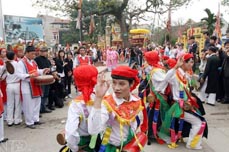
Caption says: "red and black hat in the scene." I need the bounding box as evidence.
[111,66,139,91]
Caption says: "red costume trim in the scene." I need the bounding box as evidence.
[103,95,143,125]
[22,58,42,98]
[78,56,89,65]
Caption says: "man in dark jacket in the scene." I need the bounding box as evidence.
[203,32,210,50]
[188,36,198,72]
[34,47,52,113]
[201,46,220,106]
[221,40,229,104]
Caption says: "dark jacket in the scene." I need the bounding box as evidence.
[54,58,64,74]
[64,58,73,76]
[34,56,51,69]
[189,43,197,54]
[222,56,229,78]
[203,54,220,93]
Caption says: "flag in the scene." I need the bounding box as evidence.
[166,3,171,33]
[111,26,116,35]
[76,0,82,29]
[214,2,221,38]
[178,26,182,38]
[188,26,194,37]
[89,15,95,35]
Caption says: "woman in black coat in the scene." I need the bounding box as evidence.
[54,50,68,99]
[64,52,73,98]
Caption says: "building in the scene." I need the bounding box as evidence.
[38,15,70,47]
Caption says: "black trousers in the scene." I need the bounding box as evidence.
[223,78,229,102]
[64,76,72,95]
[216,75,225,100]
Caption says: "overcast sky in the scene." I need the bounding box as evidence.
[1,0,228,25]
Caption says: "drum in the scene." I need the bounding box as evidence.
[56,130,66,145]
[6,61,14,74]
[122,132,147,152]
[34,75,55,85]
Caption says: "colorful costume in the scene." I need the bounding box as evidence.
[0,45,7,120]
[159,53,207,150]
[0,53,8,142]
[64,65,100,152]
[88,66,147,152]
[18,46,44,127]
[143,51,170,144]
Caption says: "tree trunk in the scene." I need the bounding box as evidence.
[117,14,130,48]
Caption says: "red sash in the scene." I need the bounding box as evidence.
[22,58,42,98]
[0,95,3,115]
[78,56,89,65]
[0,59,7,103]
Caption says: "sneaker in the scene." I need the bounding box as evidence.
[186,145,202,150]
[7,123,13,127]
[0,138,8,143]
[68,94,72,98]
[14,122,21,126]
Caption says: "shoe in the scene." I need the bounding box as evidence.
[14,123,21,126]
[221,101,229,104]
[48,106,55,110]
[65,96,69,99]
[7,123,13,127]
[0,138,8,143]
[206,103,215,106]
[68,94,72,98]
[40,109,52,113]
[39,114,42,118]
[26,125,36,129]
[34,121,44,125]
[186,145,202,150]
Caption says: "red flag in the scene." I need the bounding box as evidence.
[89,15,95,35]
[188,26,194,37]
[214,2,221,38]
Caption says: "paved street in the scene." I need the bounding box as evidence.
[1,66,229,152]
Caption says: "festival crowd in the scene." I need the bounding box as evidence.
[0,34,228,152]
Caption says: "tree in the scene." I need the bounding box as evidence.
[222,0,229,7]
[33,0,192,47]
[201,8,217,35]
[201,8,224,36]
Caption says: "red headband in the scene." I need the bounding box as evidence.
[73,65,98,102]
